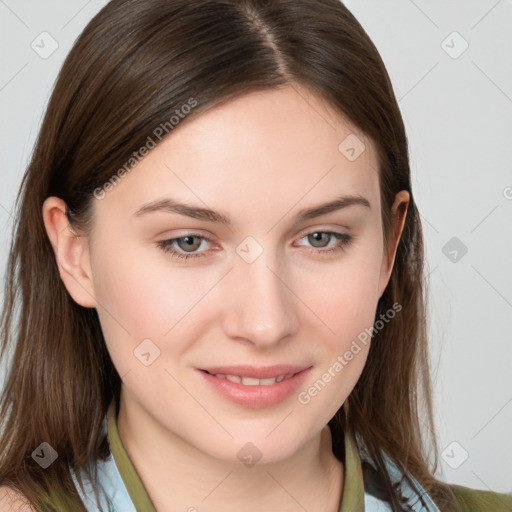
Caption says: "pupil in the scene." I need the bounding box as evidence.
[180,236,199,252]
[310,232,328,247]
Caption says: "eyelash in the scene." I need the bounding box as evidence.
[157,230,353,261]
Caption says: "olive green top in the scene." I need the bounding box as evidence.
[106,401,157,510]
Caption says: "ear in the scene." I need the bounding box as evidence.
[42,196,97,308]
[377,190,410,298]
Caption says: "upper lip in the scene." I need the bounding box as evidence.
[199,365,311,379]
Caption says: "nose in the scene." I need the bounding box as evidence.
[221,244,299,350]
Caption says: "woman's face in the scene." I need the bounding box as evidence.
[79,85,407,463]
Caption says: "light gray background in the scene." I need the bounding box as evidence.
[1,0,511,494]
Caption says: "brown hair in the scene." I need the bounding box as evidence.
[0,0,458,510]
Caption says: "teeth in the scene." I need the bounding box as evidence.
[241,377,261,386]
[212,373,295,385]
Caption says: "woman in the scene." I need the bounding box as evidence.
[0,0,511,510]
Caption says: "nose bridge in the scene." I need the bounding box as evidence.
[223,238,297,347]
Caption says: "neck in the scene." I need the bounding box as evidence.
[116,390,344,512]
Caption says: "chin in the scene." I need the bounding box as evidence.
[196,429,310,467]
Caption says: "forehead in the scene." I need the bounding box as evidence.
[95,85,380,223]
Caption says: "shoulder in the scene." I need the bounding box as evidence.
[449,483,512,512]
[0,486,37,512]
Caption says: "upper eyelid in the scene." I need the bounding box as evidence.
[295,225,349,238]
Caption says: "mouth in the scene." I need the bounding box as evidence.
[197,365,312,408]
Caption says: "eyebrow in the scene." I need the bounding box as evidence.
[133,194,371,226]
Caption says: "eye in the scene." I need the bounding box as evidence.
[157,234,211,261]
[157,230,353,261]
[295,230,353,255]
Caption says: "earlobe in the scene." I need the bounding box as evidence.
[377,191,410,298]
[42,197,97,308]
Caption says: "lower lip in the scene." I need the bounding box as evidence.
[197,368,312,408]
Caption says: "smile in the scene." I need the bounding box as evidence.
[204,371,297,386]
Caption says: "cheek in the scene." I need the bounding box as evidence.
[89,239,172,367]
[294,242,384,339]
[89,238,219,371]
[294,263,379,425]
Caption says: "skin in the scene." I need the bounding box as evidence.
[42,84,409,512]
